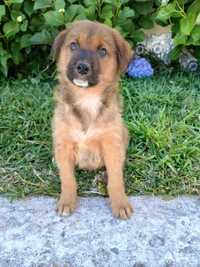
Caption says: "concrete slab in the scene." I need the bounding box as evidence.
[0,196,200,267]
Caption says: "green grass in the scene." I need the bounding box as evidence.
[1,72,200,198]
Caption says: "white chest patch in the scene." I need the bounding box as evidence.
[76,94,102,118]
[70,127,104,143]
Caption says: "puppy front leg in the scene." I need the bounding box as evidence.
[101,135,133,219]
[54,140,77,216]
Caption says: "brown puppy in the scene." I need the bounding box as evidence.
[52,20,133,219]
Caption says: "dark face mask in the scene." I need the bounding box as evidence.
[67,49,100,88]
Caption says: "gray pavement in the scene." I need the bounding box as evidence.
[0,196,200,267]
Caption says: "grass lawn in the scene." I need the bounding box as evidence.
[1,72,200,198]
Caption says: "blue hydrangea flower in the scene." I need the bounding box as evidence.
[127,56,154,78]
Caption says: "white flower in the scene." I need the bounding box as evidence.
[161,0,169,5]
[58,8,65,13]
[17,16,23,22]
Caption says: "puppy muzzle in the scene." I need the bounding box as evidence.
[67,49,100,88]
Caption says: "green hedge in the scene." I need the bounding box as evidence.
[157,0,200,61]
[0,0,199,76]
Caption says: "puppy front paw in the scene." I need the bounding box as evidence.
[111,197,133,219]
[56,193,77,216]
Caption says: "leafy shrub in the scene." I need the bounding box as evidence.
[0,0,199,76]
[0,0,160,76]
[156,0,200,60]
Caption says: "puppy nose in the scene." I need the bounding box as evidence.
[76,62,90,75]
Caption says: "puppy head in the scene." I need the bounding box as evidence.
[52,20,132,89]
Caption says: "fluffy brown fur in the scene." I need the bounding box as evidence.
[52,20,133,219]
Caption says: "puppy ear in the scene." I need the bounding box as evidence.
[51,29,68,61]
[112,29,133,73]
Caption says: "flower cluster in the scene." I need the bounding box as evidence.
[127,57,154,78]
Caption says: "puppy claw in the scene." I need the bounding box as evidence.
[111,199,133,220]
[57,205,72,216]
[57,203,75,216]
[56,195,76,216]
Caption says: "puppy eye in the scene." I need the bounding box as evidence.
[98,47,107,57]
[70,42,79,51]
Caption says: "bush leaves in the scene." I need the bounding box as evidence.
[0,5,5,21]
[3,21,20,38]
[44,10,64,26]
[33,0,53,10]
[0,0,200,76]
[31,30,53,45]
